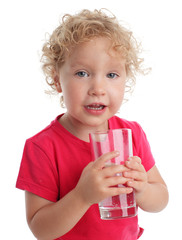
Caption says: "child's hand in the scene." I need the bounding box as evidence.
[75,151,133,206]
[123,156,148,194]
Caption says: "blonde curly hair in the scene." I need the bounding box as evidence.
[41,9,146,104]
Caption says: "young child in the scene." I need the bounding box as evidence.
[16,9,169,240]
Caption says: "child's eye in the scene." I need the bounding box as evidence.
[76,71,89,77]
[107,73,118,79]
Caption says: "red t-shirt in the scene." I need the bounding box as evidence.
[16,115,155,240]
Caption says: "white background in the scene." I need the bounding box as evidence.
[0,0,181,239]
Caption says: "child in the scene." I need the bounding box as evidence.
[16,9,169,240]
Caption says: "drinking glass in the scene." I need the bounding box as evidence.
[89,129,137,220]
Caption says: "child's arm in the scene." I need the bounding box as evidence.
[124,157,169,212]
[25,188,89,240]
[25,151,132,240]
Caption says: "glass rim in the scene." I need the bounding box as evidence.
[89,128,132,135]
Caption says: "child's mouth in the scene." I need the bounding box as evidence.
[84,103,107,115]
[86,104,105,110]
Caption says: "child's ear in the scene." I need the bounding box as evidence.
[54,75,62,93]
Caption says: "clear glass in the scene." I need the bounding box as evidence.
[89,129,137,220]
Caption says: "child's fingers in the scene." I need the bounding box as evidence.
[125,156,145,172]
[130,156,142,164]
[93,151,120,170]
[123,170,146,181]
[102,164,129,177]
[126,179,144,192]
[109,186,133,195]
[104,175,130,187]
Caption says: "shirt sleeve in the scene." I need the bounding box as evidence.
[132,122,155,172]
[16,139,59,202]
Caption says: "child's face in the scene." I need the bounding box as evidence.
[56,37,126,132]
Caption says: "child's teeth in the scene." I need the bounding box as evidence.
[87,105,104,110]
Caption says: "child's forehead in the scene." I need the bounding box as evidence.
[66,37,125,61]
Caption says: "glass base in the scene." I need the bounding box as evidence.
[99,206,137,220]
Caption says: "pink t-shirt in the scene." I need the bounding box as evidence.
[16,115,155,240]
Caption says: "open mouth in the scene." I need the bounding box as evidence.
[85,104,106,111]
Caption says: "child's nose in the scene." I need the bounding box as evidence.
[88,77,106,96]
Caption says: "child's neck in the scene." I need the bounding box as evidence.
[59,113,109,142]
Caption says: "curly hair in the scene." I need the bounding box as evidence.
[41,9,146,103]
